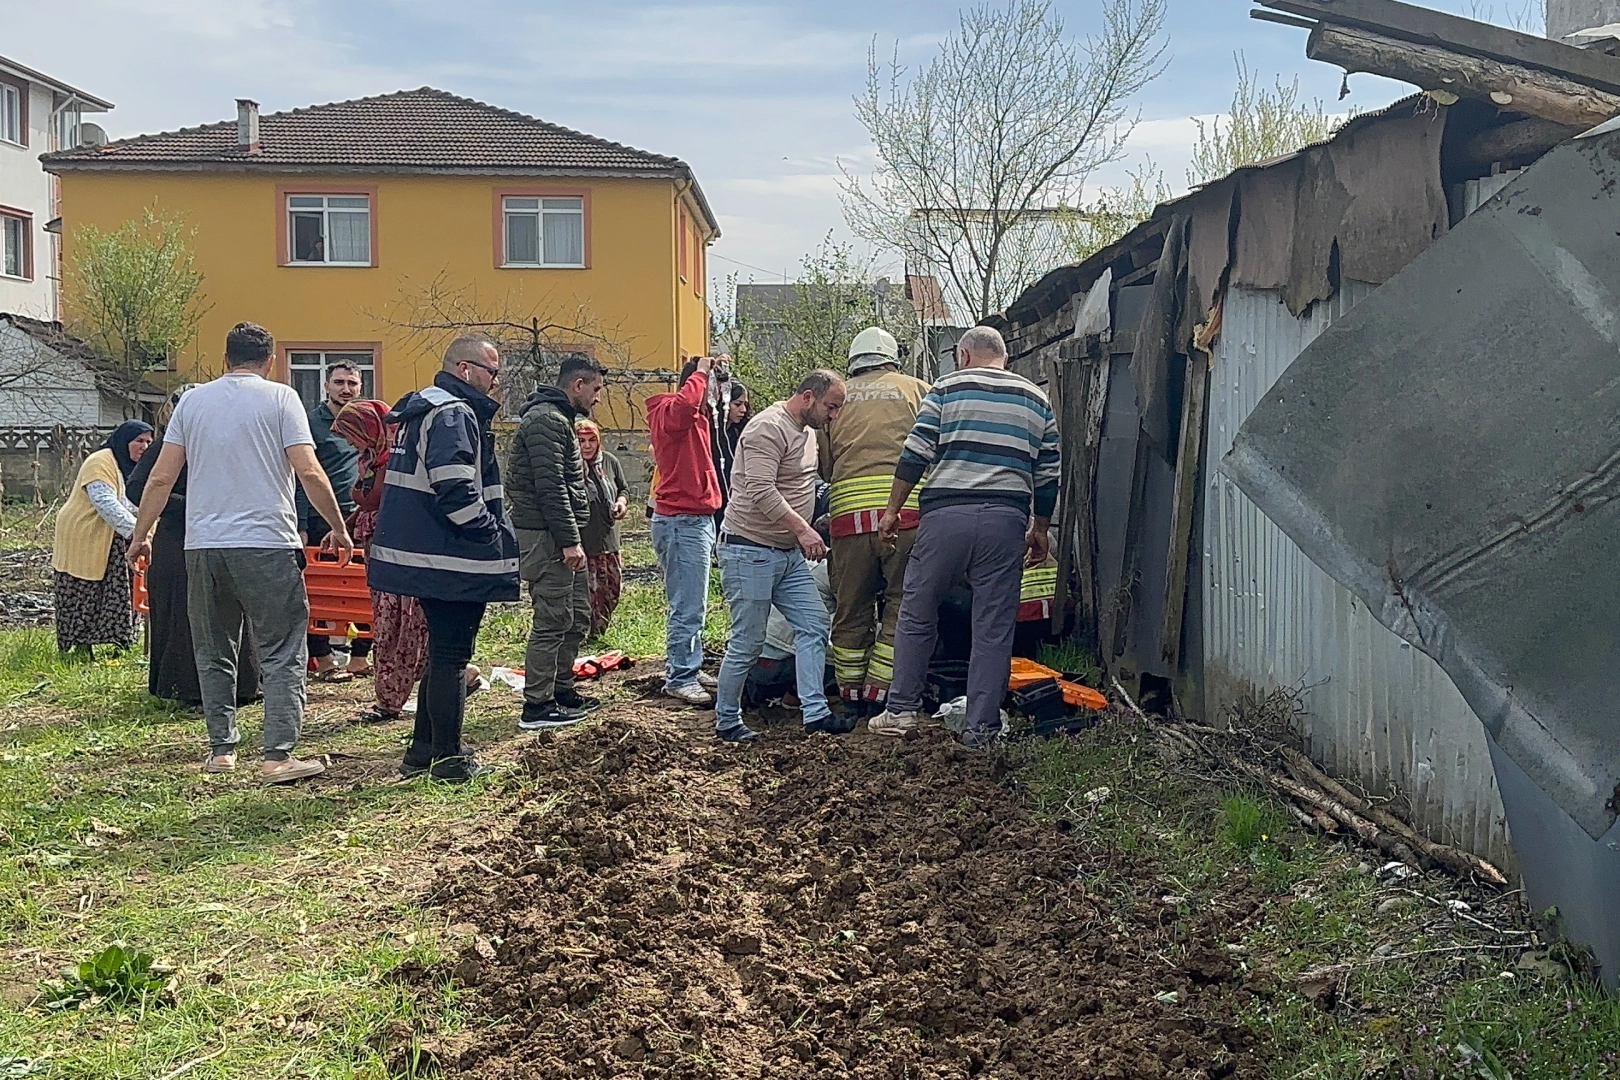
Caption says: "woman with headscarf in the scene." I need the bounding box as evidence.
[333,400,484,722]
[128,386,261,705]
[575,418,629,638]
[51,420,152,654]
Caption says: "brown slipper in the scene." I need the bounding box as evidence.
[312,668,354,684]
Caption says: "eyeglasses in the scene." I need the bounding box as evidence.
[461,358,500,379]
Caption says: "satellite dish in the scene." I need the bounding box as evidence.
[78,123,107,148]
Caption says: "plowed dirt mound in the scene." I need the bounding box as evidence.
[437,705,1262,1079]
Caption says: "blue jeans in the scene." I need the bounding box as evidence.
[652,513,715,690]
[716,543,831,731]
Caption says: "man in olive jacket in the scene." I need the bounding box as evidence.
[506,355,607,729]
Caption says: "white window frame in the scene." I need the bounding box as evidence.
[287,350,376,409]
[286,194,372,266]
[0,85,20,147]
[56,104,79,151]
[501,195,586,268]
[1,214,27,280]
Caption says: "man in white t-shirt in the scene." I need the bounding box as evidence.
[128,322,354,783]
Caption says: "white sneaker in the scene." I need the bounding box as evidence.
[869,710,922,737]
[663,683,714,706]
[696,671,718,690]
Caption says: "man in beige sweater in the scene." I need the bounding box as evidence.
[713,369,847,741]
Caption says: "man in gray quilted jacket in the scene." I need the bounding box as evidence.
[505,354,607,729]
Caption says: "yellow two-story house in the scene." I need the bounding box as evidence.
[43,88,718,428]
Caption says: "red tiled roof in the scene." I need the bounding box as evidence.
[43,87,717,232]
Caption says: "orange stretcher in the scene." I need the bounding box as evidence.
[133,547,375,640]
[1009,657,1108,711]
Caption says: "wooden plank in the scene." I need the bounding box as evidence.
[1073,340,1111,644]
[1261,0,1620,97]
[1159,351,1211,669]
[1461,116,1581,169]
[1049,358,1071,636]
[1309,24,1620,129]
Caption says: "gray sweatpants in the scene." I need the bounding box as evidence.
[886,503,1028,735]
[517,527,590,706]
[186,547,310,759]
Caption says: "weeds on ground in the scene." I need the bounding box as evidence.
[1035,637,1102,686]
[0,625,499,1078]
[0,500,57,552]
[1016,721,1620,1079]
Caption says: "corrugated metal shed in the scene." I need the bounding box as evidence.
[1202,284,1514,870]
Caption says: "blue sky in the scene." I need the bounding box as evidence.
[10,0,1541,288]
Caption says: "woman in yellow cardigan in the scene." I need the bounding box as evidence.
[51,421,153,654]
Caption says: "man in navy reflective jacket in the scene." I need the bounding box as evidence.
[369,336,520,781]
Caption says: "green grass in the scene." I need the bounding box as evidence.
[1017,725,1620,1079]
[1036,637,1102,686]
[0,627,520,1079]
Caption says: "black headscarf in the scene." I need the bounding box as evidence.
[104,420,154,481]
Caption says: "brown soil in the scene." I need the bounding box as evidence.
[0,546,53,628]
[435,698,1267,1080]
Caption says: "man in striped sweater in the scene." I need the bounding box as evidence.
[872,325,1061,748]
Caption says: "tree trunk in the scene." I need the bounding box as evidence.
[1309,22,1620,128]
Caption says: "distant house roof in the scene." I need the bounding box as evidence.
[41,87,718,236]
[906,274,953,325]
[1,313,167,403]
[0,55,113,111]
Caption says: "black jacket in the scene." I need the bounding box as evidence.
[366,371,520,604]
[504,385,589,547]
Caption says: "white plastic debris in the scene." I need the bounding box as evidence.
[1152,990,1180,1004]
[931,696,1009,735]
[491,666,526,691]
[1448,899,1473,914]
[1375,861,1415,880]
[1084,785,1112,807]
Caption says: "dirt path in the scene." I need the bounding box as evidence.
[433,687,1262,1080]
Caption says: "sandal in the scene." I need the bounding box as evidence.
[312,668,354,683]
[355,706,402,724]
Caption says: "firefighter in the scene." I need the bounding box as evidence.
[822,327,930,714]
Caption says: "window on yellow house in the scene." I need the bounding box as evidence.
[503,196,584,268]
[288,349,374,408]
[288,194,371,265]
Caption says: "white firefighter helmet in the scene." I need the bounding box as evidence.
[847,326,899,375]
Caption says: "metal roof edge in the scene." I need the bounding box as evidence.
[0,55,113,111]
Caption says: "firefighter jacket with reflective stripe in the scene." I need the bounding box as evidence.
[823,367,930,538]
[1018,561,1059,623]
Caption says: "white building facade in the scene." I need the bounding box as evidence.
[0,56,111,321]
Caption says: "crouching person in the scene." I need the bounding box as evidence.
[368,336,520,782]
[712,370,848,742]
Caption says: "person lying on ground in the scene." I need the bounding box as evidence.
[366,336,519,783]
[873,325,1060,750]
[506,354,608,731]
[712,369,848,742]
[127,321,354,784]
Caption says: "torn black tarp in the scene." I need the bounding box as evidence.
[1222,128,1620,841]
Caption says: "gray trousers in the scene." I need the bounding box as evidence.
[887,503,1028,734]
[186,548,309,758]
[518,528,590,705]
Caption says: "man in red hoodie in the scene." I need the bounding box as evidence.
[646,354,726,705]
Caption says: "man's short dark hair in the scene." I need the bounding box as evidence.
[796,369,843,398]
[678,358,700,387]
[325,360,361,378]
[443,335,496,368]
[224,322,274,367]
[556,354,608,387]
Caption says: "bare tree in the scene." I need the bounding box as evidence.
[65,204,209,419]
[371,272,650,424]
[1188,56,1332,186]
[841,0,1167,322]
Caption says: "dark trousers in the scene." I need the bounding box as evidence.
[411,598,486,761]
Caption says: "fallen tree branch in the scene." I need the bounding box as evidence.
[1275,746,1508,886]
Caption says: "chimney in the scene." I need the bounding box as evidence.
[236,98,260,153]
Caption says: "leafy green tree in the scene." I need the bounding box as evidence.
[1188,56,1331,187]
[1058,163,1172,264]
[66,205,208,417]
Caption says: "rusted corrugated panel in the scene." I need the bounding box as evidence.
[1202,283,1513,870]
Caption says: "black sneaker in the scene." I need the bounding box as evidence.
[518,701,588,731]
[554,687,602,712]
[803,714,858,736]
[715,723,761,743]
[401,744,470,777]
[428,755,486,783]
